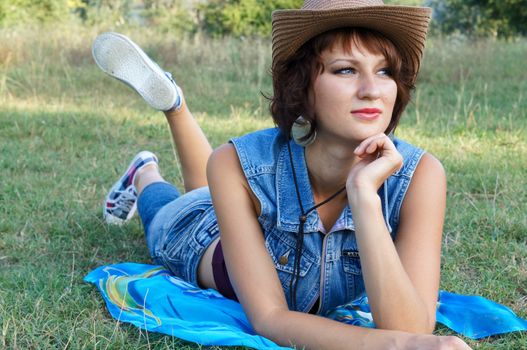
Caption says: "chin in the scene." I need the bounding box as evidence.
[349,128,386,142]
[320,124,388,145]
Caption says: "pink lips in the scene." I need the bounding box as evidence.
[350,108,382,120]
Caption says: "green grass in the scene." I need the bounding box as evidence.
[0,24,526,349]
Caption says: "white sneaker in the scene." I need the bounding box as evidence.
[103,151,158,225]
[92,32,182,111]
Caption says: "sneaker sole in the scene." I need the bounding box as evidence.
[92,32,177,111]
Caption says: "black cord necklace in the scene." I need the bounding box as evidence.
[286,140,346,310]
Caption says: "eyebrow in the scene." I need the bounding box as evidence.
[327,58,359,65]
[327,57,388,66]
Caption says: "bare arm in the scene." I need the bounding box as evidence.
[207,143,468,350]
[347,134,445,333]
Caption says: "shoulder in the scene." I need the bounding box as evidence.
[207,144,262,214]
[383,137,446,237]
[207,144,252,204]
[207,143,241,178]
[401,151,446,214]
[415,153,445,180]
[394,133,446,201]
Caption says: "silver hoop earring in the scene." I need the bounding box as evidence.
[291,116,316,147]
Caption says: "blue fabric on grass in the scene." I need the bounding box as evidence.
[84,263,289,349]
[436,290,527,339]
[85,263,527,349]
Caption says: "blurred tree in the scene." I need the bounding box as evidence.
[0,0,81,25]
[197,0,303,37]
[75,0,132,25]
[2,0,524,40]
[142,0,197,34]
[426,0,527,38]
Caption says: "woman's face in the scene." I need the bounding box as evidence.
[311,40,397,144]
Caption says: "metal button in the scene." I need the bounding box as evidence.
[279,255,289,265]
[342,250,360,258]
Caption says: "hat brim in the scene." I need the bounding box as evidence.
[272,6,432,82]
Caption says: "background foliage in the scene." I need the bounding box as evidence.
[0,0,77,26]
[197,0,303,37]
[426,0,527,38]
[0,0,526,38]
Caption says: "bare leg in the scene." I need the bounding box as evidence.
[134,163,165,194]
[198,237,220,290]
[163,94,219,289]
[162,92,219,287]
[164,90,213,193]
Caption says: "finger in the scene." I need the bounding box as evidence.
[366,138,383,154]
[354,133,386,155]
[368,135,397,156]
[364,134,390,154]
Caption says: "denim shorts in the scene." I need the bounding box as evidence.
[137,182,220,286]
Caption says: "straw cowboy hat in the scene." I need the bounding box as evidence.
[272,0,432,82]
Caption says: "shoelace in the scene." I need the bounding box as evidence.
[111,186,137,216]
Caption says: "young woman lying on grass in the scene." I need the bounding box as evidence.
[93,0,472,348]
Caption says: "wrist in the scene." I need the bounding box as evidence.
[347,186,381,209]
[363,329,412,350]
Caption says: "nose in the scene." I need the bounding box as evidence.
[357,73,381,100]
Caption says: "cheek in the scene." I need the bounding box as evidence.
[313,78,330,102]
[384,81,398,110]
[313,78,346,112]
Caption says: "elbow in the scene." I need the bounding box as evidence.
[407,300,438,334]
[252,314,268,336]
[252,306,287,340]
[253,320,270,338]
[423,313,437,334]
[404,313,436,335]
[410,312,437,334]
[418,305,437,334]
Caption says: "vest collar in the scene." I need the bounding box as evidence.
[275,140,356,233]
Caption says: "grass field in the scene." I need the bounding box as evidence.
[0,24,526,349]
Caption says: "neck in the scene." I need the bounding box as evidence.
[304,136,360,199]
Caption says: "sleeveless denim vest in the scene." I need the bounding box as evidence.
[229,127,425,315]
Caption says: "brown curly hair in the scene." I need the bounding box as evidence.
[270,27,415,143]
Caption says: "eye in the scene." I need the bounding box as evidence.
[333,67,356,75]
[378,67,393,77]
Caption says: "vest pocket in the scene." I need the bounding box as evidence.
[342,250,362,275]
[342,249,366,299]
[265,231,316,279]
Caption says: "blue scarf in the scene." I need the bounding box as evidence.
[85,263,527,349]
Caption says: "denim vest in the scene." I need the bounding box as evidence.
[229,128,425,315]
